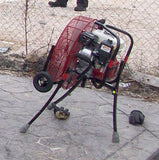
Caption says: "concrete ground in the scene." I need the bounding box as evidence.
[0,74,158,160]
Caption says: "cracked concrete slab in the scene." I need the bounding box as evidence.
[0,74,158,160]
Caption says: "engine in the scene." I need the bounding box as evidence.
[75,29,124,82]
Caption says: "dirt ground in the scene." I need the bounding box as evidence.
[119,81,159,103]
[84,78,159,104]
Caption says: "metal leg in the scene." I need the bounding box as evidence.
[47,78,83,110]
[20,81,63,133]
[20,62,91,133]
[48,63,92,110]
[111,61,125,143]
[112,90,120,143]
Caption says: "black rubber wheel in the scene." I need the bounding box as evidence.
[33,71,53,92]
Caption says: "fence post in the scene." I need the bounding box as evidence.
[24,0,29,55]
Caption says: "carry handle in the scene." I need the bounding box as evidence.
[106,25,134,65]
[94,21,134,65]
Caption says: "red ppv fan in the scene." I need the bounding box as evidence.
[20,16,133,143]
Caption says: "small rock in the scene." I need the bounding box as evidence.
[0,47,10,53]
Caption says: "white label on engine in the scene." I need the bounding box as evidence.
[101,44,111,52]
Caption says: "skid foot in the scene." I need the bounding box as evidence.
[112,131,120,143]
[20,124,30,133]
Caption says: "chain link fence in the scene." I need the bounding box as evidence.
[0,0,159,76]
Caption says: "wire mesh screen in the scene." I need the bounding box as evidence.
[0,0,159,76]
